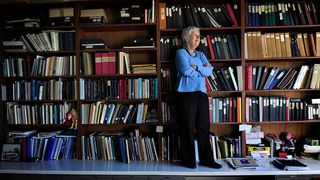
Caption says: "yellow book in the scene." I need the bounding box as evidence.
[142,104,149,123]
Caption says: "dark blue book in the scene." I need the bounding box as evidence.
[119,136,128,163]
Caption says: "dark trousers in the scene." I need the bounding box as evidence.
[176,91,213,165]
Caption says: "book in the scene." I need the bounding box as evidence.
[225,157,258,169]
[272,158,308,171]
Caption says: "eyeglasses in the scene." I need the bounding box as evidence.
[192,34,200,39]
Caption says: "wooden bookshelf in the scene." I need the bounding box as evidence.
[0,0,319,162]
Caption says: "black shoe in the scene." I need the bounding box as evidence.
[199,161,222,169]
[181,161,197,169]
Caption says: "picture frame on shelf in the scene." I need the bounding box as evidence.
[1,144,21,161]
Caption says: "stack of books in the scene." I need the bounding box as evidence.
[120,5,144,24]
[80,9,108,25]
[131,64,156,74]
[49,7,74,26]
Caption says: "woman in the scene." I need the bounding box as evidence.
[175,26,221,169]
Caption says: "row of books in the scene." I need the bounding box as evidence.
[81,130,158,162]
[160,36,182,61]
[245,96,320,122]
[81,102,157,125]
[160,34,241,61]
[8,130,77,161]
[2,57,27,77]
[200,34,241,60]
[161,133,180,161]
[20,31,75,52]
[245,32,320,59]
[79,78,158,100]
[120,1,155,24]
[161,134,243,161]
[246,64,320,90]
[161,101,175,124]
[1,79,77,101]
[159,3,239,29]
[210,135,242,159]
[161,66,176,92]
[207,66,243,91]
[31,56,76,77]
[247,1,319,26]
[6,102,74,125]
[208,97,242,123]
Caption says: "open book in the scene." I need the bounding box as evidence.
[272,158,308,171]
[225,158,259,169]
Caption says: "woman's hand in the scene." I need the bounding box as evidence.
[203,63,212,67]
[190,65,198,70]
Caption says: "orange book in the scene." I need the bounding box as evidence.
[237,97,242,123]
[270,33,277,58]
[159,3,166,29]
[275,33,282,57]
[279,33,287,58]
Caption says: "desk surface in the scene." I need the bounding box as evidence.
[0,158,320,176]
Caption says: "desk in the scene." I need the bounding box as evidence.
[0,158,320,179]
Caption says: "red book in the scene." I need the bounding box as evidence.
[205,77,212,91]
[229,97,232,122]
[226,4,239,26]
[245,65,252,90]
[206,35,215,60]
[108,51,116,75]
[101,52,109,75]
[303,1,313,25]
[95,52,102,75]
[119,79,127,99]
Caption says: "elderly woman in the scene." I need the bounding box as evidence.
[175,26,221,169]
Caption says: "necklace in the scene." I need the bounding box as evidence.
[185,48,197,58]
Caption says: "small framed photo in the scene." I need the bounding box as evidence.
[1,144,21,161]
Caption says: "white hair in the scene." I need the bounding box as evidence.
[181,26,200,48]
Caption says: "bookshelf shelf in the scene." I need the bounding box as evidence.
[209,58,242,62]
[80,48,157,53]
[245,57,320,62]
[245,120,320,124]
[80,98,158,103]
[245,89,320,93]
[79,73,157,78]
[244,25,320,31]
[79,23,156,32]
[3,76,77,80]
[3,100,78,103]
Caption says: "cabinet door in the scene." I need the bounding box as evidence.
[114,175,148,180]
[149,176,184,180]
